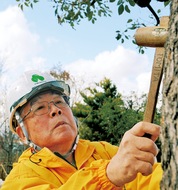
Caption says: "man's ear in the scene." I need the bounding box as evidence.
[16,126,27,143]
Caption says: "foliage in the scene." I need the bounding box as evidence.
[0,87,26,178]
[16,0,112,28]
[15,0,171,47]
[72,78,155,145]
[50,66,85,106]
[50,67,71,81]
[0,119,26,178]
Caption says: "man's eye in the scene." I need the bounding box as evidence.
[34,105,45,111]
[54,99,67,107]
[55,100,63,105]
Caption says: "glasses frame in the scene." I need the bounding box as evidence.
[20,96,69,122]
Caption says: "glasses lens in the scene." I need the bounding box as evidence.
[32,101,49,116]
[53,98,68,109]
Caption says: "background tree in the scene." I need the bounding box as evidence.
[0,119,26,178]
[73,78,127,144]
[50,65,85,106]
[0,60,26,178]
[72,78,161,145]
[160,0,178,189]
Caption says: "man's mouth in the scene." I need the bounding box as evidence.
[55,121,67,128]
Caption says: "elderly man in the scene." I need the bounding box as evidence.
[1,70,162,190]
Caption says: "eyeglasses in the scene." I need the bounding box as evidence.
[21,98,69,121]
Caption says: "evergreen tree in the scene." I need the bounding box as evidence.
[72,78,147,145]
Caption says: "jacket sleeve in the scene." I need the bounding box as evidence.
[59,159,121,190]
[125,163,163,190]
[93,141,163,190]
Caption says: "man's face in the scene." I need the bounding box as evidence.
[19,92,78,154]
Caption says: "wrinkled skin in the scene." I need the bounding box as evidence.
[106,121,160,187]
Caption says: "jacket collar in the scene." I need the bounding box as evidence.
[18,139,95,169]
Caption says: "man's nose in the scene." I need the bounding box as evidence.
[49,101,62,117]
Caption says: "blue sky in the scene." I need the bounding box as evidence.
[0,0,170,97]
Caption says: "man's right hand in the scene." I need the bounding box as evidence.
[106,121,160,187]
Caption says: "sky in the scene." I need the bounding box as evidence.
[0,0,170,98]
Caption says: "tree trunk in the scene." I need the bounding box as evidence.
[161,0,178,189]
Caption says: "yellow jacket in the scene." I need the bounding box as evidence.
[1,139,162,190]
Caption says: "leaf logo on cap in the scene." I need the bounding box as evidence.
[31,74,45,82]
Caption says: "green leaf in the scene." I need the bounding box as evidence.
[128,24,137,30]
[157,9,161,14]
[125,5,130,13]
[118,4,124,15]
[138,46,145,54]
[20,4,23,11]
[109,0,116,2]
[132,40,136,44]
[116,33,122,40]
[88,11,93,21]
[117,0,123,6]
[70,22,74,28]
[55,8,58,16]
[30,3,33,9]
[125,35,129,39]
[127,19,132,23]
[164,1,170,6]
[98,10,102,17]
[128,0,135,6]
[24,2,29,7]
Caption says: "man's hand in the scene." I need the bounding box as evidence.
[106,121,160,187]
